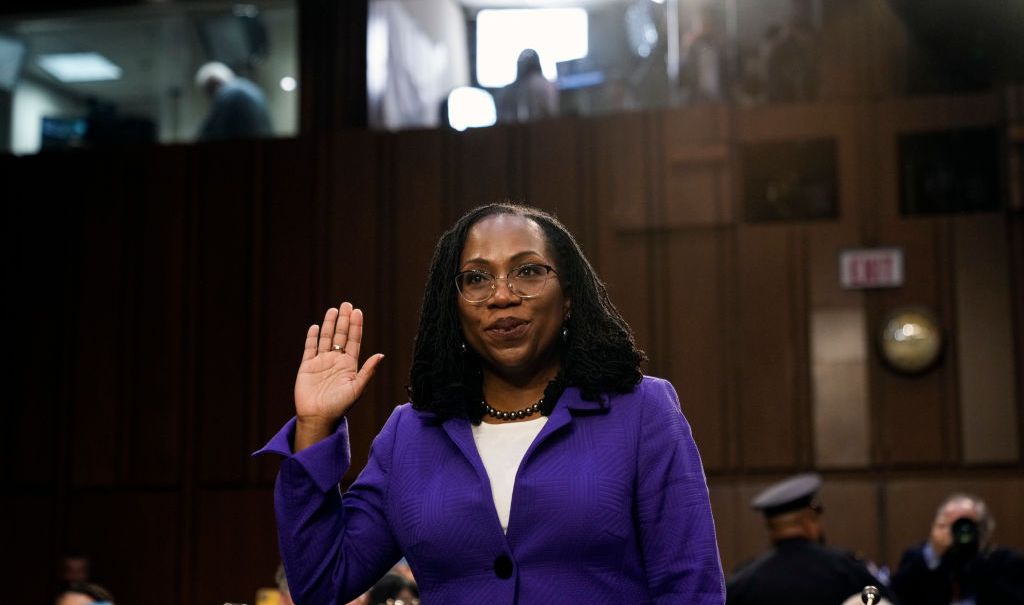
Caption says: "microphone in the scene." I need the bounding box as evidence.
[861,585,881,605]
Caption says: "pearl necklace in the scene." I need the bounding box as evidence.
[481,397,545,421]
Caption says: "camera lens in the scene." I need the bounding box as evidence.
[951,517,979,546]
[948,517,980,568]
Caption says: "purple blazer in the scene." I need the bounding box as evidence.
[257,376,725,604]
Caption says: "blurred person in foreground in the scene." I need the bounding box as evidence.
[891,493,1024,605]
[367,572,418,605]
[55,582,113,605]
[274,563,294,605]
[727,473,899,605]
[194,61,272,141]
[59,553,90,586]
[256,202,724,603]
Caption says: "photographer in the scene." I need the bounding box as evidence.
[891,493,1024,605]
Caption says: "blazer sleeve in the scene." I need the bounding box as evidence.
[255,407,406,605]
[635,378,726,605]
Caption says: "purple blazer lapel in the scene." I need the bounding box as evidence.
[440,416,490,485]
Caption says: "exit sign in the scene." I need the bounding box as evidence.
[840,247,904,289]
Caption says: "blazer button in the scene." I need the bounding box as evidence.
[493,554,513,579]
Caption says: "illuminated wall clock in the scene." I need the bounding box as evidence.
[879,307,943,374]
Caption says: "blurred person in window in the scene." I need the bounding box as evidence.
[55,582,114,605]
[497,49,559,123]
[679,3,730,103]
[195,61,273,140]
[727,473,899,605]
[891,493,1024,605]
[763,0,819,103]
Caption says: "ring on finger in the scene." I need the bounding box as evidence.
[331,344,345,353]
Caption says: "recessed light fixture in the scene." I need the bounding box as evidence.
[446,86,496,132]
[37,52,123,83]
[280,76,297,92]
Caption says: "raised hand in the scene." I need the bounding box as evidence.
[293,302,384,451]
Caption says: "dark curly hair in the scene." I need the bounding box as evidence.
[408,202,645,422]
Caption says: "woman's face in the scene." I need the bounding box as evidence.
[457,214,570,384]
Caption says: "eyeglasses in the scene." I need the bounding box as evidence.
[455,263,558,303]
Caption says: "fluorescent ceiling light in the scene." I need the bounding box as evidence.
[37,52,122,82]
[476,8,588,88]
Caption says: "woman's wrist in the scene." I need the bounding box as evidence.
[294,416,338,452]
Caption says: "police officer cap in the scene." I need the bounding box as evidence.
[751,472,823,517]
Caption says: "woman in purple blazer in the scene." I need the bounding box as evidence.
[258,203,725,604]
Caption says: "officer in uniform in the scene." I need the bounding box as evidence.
[726,473,899,605]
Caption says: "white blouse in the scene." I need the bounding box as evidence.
[471,416,549,533]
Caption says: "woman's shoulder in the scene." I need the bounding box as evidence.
[377,402,432,436]
[629,374,680,401]
[604,375,682,416]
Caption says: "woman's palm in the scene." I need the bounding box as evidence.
[294,302,383,425]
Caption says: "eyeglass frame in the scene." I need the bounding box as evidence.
[454,263,559,303]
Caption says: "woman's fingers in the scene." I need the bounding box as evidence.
[333,301,353,353]
[353,353,385,396]
[318,307,339,354]
[307,301,364,359]
[301,324,319,362]
[345,307,364,361]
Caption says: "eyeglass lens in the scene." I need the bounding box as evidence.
[457,264,552,302]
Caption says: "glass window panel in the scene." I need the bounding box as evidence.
[1,0,297,155]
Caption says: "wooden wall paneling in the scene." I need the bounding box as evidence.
[734,103,857,142]
[524,118,585,235]
[327,131,384,476]
[573,120,600,263]
[870,220,954,466]
[969,477,1024,550]
[384,129,446,411]
[883,479,955,568]
[728,480,778,575]
[1012,214,1024,463]
[195,488,277,605]
[194,142,262,484]
[2,495,56,605]
[707,483,738,575]
[5,154,66,486]
[594,113,655,232]
[124,146,188,486]
[68,490,181,605]
[734,226,806,469]
[451,126,514,213]
[664,230,729,470]
[660,105,733,227]
[808,225,870,468]
[590,114,656,361]
[953,215,1018,463]
[254,139,320,482]
[818,480,881,563]
[70,151,128,487]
